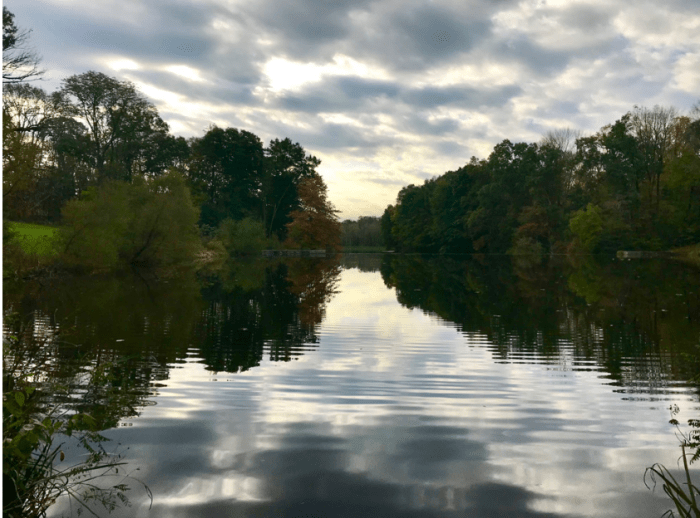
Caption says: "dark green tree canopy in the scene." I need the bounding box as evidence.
[384,104,700,255]
[262,137,321,239]
[187,125,264,227]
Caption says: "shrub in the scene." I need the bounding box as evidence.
[60,170,201,269]
[60,182,131,269]
[219,217,269,256]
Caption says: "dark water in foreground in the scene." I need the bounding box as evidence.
[4,254,700,518]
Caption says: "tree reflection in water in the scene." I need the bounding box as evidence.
[378,254,700,389]
[2,257,342,516]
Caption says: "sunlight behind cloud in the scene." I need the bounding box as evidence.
[263,58,325,91]
[165,65,205,83]
[106,58,141,71]
[131,80,240,129]
[263,54,389,92]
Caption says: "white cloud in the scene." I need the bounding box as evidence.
[674,52,700,94]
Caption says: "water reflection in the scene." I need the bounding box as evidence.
[4,257,343,379]
[378,254,700,391]
[3,255,699,518]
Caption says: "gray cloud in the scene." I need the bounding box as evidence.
[384,5,492,69]
[250,0,374,46]
[435,140,469,157]
[403,84,522,109]
[492,37,571,76]
[274,77,521,123]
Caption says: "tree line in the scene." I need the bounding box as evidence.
[3,8,340,270]
[340,216,383,249]
[382,106,700,255]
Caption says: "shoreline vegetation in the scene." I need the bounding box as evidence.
[380,106,700,259]
[4,65,698,276]
[5,220,699,278]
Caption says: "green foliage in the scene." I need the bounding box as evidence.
[569,203,604,252]
[3,58,333,262]
[381,205,397,250]
[185,130,323,244]
[391,181,436,252]
[187,126,264,228]
[58,71,184,183]
[60,181,131,268]
[341,216,384,248]
[122,172,201,265]
[219,217,270,256]
[262,137,321,241]
[3,317,151,517]
[61,170,200,269]
[383,104,700,255]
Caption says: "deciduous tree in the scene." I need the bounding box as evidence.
[262,138,320,239]
[186,126,263,227]
[284,174,341,251]
[58,71,179,183]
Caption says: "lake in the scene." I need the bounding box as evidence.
[4,254,700,518]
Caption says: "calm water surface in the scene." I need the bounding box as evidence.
[4,254,700,518]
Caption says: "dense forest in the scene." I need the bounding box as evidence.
[340,216,383,249]
[382,107,700,255]
[2,7,341,271]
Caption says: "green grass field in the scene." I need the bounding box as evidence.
[6,221,62,258]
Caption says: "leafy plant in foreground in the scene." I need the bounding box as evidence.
[3,315,151,517]
[646,405,700,518]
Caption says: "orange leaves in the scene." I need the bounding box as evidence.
[283,174,341,252]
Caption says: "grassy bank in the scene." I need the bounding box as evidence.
[3,222,63,277]
[7,222,62,256]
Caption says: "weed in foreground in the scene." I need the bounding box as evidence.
[645,405,700,518]
[3,314,152,517]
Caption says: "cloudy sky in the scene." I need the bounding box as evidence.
[7,0,700,219]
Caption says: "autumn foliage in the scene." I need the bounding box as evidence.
[283,174,342,252]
